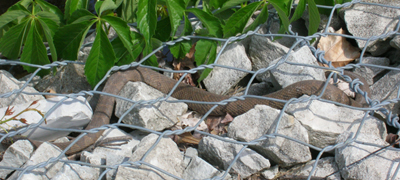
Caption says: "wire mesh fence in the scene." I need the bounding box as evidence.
[1,0,400,179]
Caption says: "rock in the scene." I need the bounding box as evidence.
[8,142,67,180]
[0,70,44,108]
[182,156,227,180]
[0,140,34,179]
[35,63,91,94]
[282,157,340,180]
[336,132,400,180]
[53,164,98,180]
[198,136,270,178]
[80,128,140,180]
[286,97,386,148]
[270,46,325,88]
[228,105,311,167]
[0,96,92,141]
[115,82,187,131]
[371,65,400,116]
[203,42,252,95]
[248,36,289,82]
[340,3,400,56]
[390,35,400,49]
[353,57,390,86]
[127,134,184,179]
[261,165,279,180]
[183,147,198,168]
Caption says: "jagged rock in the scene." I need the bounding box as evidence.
[228,105,311,167]
[115,82,187,131]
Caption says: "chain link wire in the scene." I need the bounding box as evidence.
[1,0,400,179]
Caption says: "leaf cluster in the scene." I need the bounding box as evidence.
[0,0,347,87]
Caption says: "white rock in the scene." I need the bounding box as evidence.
[354,57,390,86]
[270,46,325,88]
[81,128,139,180]
[198,136,270,178]
[0,96,92,141]
[203,42,252,95]
[228,105,311,167]
[182,156,227,180]
[0,140,34,179]
[115,82,187,131]
[261,165,279,180]
[0,70,44,108]
[340,3,400,55]
[286,97,386,148]
[336,132,400,180]
[8,142,66,180]
[53,164,98,180]
[127,134,184,180]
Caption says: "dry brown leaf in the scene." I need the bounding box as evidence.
[172,43,197,86]
[317,28,360,67]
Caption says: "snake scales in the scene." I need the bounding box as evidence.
[4,66,370,155]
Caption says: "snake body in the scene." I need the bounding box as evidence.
[15,67,370,155]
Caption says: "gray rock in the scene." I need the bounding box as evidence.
[353,57,390,86]
[0,140,34,179]
[198,136,270,178]
[81,128,139,180]
[115,166,166,180]
[182,156,227,180]
[286,97,386,148]
[8,142,66,180]
[283,157,340,180]
[35,63,91,94]
[228,105,311,167]
[270,46,326,88]
[390,35,400,49]
[115,82,187,131]
[336,132,400,180]
[203,42,252,95]
[53,164,99,180]
[371,65,400,116]
[183,147,198,168]
[261,165,279,180]
[128,134,184,180]
[340,3,400,56]
[0,70,44,108]
[249,36,289,82]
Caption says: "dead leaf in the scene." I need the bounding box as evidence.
[317,28,360,67]
[172,43,197,86]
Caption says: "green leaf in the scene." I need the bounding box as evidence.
[36,11,62,26]
[270,2,290,34]
[54,20,95,60]
[35,0,64,23]
[214,0,248,14]
[290,0,306,23]
[170,41,191,59]
[308,0,320,35]
[102,15,133,57]
[0,19,30,59]
[68,9,96,24]
[85,23,116,87]
[314,0,334,16]
[154,17,171,42]
[186,8,222,37]
[99,0,118,15]
[137,0,157,43]
[209,0,227,9]
[20,20,50,77]
[182,14,193,36]
[113,32,144,65]
[120,0,138,23]
[166,0,185,37]
[37,17,58,61]
[142,44,158,67]
[194,39,217,82]
[0,10,30,29]
[65,0,89,20]
[244,3,268,33]
[223,1,262,38]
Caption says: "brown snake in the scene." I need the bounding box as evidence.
[2,67,370,155]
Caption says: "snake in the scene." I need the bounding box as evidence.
[2,66,370,155]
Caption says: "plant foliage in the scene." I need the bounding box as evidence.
[0,0,346,87]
